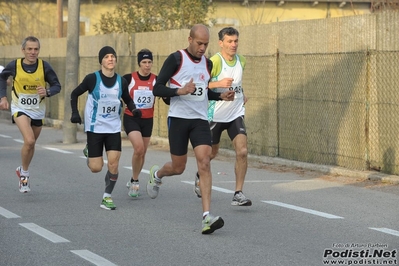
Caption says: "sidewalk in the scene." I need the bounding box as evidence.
[2,110,399,185]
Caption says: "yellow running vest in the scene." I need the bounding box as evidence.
[11,59,46,119]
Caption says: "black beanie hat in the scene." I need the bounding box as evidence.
[98,46,117,64]
[137,51,153,65]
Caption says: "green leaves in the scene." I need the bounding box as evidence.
[93,0,215,34]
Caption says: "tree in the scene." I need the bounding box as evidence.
[93,0,215,34]
[371,0,399,11]
[0,0,59,46]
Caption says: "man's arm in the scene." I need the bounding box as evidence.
[121,77,135,109]
[208,89,235,101]
[70,73,96,113]
[44,61,61,97]
[153,53,180,97]
[0,61,16,109]
[209,77,234,89]
[208,55,234,90]
[0,61,15,99]
[208,89,221,101]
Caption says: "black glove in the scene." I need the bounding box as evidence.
[70,112,82,124]
[132,109,142,118]
[162,97,170,105]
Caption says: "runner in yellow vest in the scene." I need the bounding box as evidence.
[0,36,61,193]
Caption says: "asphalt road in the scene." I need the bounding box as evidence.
[0,118,398,266]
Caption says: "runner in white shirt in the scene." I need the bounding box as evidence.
[196,27,252,206]
[70,46,140,210]
[148,24,235,234]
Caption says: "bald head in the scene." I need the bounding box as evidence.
[190,24,209,39]
[187,24,210,58]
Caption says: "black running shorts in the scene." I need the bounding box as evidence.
[123,113,153,137]
[86,132,121,157]
[210,116,247,145]
[168,117,212,156]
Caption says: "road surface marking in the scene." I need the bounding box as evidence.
[262,200,344,219]
[123,166,149,174]
[181,181,235,194]
[43,147,74,154]
[0,206,20,218]
[19,223,70,243]
[369,227,399,237]
[71,250,117,266]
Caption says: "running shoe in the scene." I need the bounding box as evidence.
[146,165,161,199]
[231,191,252,206]
[194,172,201,198]
[16,166,30,193]
[202,214,224,234]
[83,144,88,157]
[100,197,116,210]
[128,180,140,197]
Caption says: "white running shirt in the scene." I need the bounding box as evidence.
[168,50,211,120]
[208,53,245,122]
[84,71,123,133]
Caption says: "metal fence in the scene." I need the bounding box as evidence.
[1,11,399,175]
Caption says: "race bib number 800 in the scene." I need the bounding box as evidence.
[18,94,40,109]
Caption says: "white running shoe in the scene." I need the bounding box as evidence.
[16,166,30,193]
[231,191,252,206]
[146,165,161,199]
[128,181,140,197]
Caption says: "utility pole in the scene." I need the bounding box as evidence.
[63,0,80,144]
[57,0,63,38]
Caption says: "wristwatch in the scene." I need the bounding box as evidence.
[46,89,51,97]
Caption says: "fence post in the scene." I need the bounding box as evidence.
[365,48,371,170]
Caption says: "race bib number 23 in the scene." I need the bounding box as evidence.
[180,83,206,101]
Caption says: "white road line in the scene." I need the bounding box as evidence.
[0,206,21,218]
[0,134,12,138]
[369,227,399,237]
[213,180,299,183]
[181,181,235,194]
[183,182,342,219]
[13,139,24,143]
[212,186,234,193]
[19,223,70,243]
[71,250,117,266]
[262,200,344,219]
[42,147,73,154]
[123,166,149,174]
[124,170,291,183]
